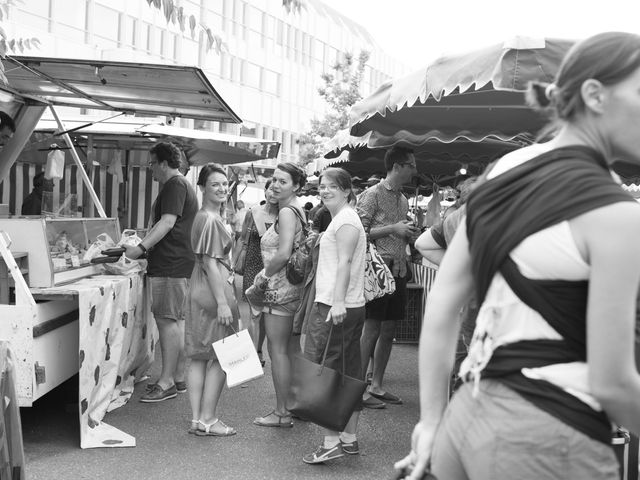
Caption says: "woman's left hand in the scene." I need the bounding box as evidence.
[327,303,347,325]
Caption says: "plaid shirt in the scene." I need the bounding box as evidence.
[357,179,409,277]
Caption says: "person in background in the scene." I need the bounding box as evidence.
[21,172,53,215]
[311,202,332,234]
[302,168,367,464]
[415,176,479,393]
[233,200,247,242]
[238,179,278,366]
[124,142,198,403]
[356,146,419,409]
[303,201,314,221]
[0,111,15,148]
[250,162,307,428]
[397,32,640,480]
[185,163,238,437]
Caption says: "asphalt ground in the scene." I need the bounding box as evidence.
[20,299,420,480]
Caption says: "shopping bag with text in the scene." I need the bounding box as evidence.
[212,328,264,388]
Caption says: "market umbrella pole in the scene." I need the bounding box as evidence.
[49,106,107,218]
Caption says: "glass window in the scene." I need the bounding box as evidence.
[276,20,283,46]
[124,16,137,47]
[52,0,85,29]
[241,122,256,137]
[93,4,118,41]
[247,5,262,32]
[263,70,280,96]
[243,62,261,89]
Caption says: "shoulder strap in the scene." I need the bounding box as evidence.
[283,205,309,236]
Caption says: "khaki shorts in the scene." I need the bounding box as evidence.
[150,276,188,321]
[431,379,619,480]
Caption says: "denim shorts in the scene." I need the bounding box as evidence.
[150,276,188,321]
[365,275,407,321]
[430,379,619,480]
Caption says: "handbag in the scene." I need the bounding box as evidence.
[233,247,246,276]
[284,206,310,285]
[286,323,367,431]
[212,326,264,388]
[364,241,396,303]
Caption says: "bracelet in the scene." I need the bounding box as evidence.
[138,243,148,254]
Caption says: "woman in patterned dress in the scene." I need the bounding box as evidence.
[185,163,239,437]
[250,162,307,428]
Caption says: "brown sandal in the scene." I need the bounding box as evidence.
[253,410,293,428]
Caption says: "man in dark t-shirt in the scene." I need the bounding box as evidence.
[124,142,198,403]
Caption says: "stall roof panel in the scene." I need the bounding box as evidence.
[3,56,242,123]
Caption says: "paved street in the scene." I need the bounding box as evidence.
[20,299,420,480]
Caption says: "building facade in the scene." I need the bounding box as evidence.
[6,0,404,164]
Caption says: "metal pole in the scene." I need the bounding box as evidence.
[49,106,106,218]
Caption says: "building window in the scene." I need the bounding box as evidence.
[243,62,261,89]
[241,122,257,137]
[276,20,284,46]
[263,69,280,96]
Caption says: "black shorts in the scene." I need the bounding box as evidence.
[365,275,408,321]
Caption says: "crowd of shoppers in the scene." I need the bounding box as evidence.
[129,31,640,477]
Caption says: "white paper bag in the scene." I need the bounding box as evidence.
[212,329,264,388]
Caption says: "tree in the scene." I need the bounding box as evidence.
[298,50,370,167]
[146,0,306,55]
[0,0,41,84]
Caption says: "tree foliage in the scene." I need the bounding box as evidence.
[144,0,227,54]
[0,0,41,85]
[298,50,370,167]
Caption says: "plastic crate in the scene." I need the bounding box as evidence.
[394,283,423,343]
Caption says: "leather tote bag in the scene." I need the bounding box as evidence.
[286,323,367,431]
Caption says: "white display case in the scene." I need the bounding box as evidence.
[0,217,120,287]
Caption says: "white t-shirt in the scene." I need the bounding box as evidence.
[315,207,366,308]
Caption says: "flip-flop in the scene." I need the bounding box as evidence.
[195,419,237,437]
[369,391,403,405]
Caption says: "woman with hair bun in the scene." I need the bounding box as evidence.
[301,168,367,464]
[396,32,640,479]
[250,162,308,428]
[185,163,239,437]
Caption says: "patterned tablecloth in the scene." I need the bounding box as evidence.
[34,273,157,449]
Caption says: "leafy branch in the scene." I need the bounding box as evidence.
[0,0,41,85]
[298,50,370,167]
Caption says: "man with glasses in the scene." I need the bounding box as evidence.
[124,142,198,402]
[356,146,420,409]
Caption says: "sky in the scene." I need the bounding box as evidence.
[321,0,640,70]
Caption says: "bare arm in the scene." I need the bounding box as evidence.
[264,207,299,277]
[327,224,359,325]
[396,222,474,478]
[575,202,640,432]
[203,255,233,325]
[124,213,177,259]
[415,228,446,266]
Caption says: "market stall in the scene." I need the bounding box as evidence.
[0,57,243,448]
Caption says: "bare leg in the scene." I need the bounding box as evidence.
[174,319,186,383]
[187,359,206,421]
[264,313,293,414]
[155,316,181,389]
[199,360,227,424]
[360,319,381,401]
[369,320,396,394]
